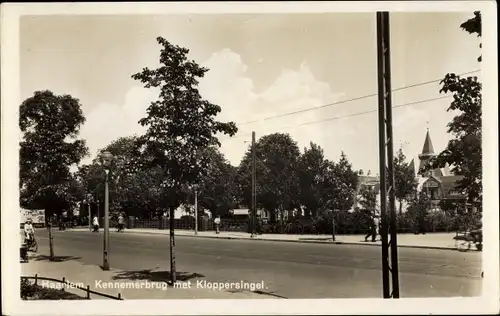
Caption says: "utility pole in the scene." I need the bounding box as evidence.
[194,189,198,235]
[376,11,400,299]
[88,199,92,232]
[251,131,257,237]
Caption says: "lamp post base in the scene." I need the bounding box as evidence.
[102,262,110,271]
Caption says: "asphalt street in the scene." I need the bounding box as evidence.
[27,229,482,298]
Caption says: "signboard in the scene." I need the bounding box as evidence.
[448,189,464,198]
[20,209,45,224]
[424,179,440,188]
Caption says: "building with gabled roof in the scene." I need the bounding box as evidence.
[415,129,466,212]
[353,129,466,214]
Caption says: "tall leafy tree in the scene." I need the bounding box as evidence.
[194,146,238,217]
[426,12,482,211]
[297,142,328,218]
[393,147,418,215]
[77,136,164,220]
[20,90,88,220]
[406,191,431,234]
[321,152,359,238]
[237,133,301,222]
[131,37,237,283]
[358,185,378,215]
[327,152,359,212]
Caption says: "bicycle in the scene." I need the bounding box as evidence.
[25,235,38,252]
[454,230,482,251]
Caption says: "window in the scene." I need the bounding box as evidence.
[430,188,439,200]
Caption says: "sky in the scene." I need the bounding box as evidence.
[19,12,482,173]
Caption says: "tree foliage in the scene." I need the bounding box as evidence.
[237,136,358,223]
[77,136,166,219]
[326,152,359,212]
[358,185,378,215]
[427,12,482,210]
[237,133,301,222]
[393,147,418,214]
[131,37,237,212]
[297,142,328,218]
[194,146,239,217]
[19,90,88,217]
[406,191,431,231]
[460,11,481,62]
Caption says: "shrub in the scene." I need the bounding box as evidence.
[21,278,36,299]
[21,278,87,300]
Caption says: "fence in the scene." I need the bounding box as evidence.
[126,217,249,232]
[121,214,469,235]
[21,274,123,300]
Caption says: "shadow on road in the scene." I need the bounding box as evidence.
[112,269,205,285]
[298,237,331,241]
[33,255,82,262]
[227,288,288,299]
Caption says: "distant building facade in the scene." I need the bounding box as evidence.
[353,129,466,213]
[411,129,466,212]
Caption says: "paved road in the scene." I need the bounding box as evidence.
[27,229,482,298]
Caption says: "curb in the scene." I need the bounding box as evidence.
[66,228,460,251]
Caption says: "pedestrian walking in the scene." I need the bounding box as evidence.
[214,216,221,234]
[365,213,379,242]
[92,215,99,232]
[373,215,380,240]
[256,215,263,235]
[117,213,125,232]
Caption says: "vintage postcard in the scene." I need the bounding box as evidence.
[1,1,498,315]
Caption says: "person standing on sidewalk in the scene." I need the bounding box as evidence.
[214,216,221,234]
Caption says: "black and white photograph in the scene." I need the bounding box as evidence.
[1,1,498,315]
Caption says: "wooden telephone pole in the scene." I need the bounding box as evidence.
[376,11,400,299]
[251,131,257,237]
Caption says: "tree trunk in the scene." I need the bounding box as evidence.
[279,206,284,233]
[332,216,336,242]
[270,209,276,223]
[48,223,54,261]
[398,200,403,216]
[169,207,176,284]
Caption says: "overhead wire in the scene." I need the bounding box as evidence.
[220,94,453,142]
[217,69,480,142]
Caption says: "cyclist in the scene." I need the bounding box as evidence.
[470,222,482,245]
[24,219,35,244]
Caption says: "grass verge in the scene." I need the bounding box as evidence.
[21,278,87,300]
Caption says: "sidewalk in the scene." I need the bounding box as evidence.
[21,253,265,299]
[69,227,464,250]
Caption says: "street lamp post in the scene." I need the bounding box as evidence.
[100,151,113,271]
[194,188,198,235]
[87,194,93,232]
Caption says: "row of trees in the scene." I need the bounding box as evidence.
[73,133,361,222]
